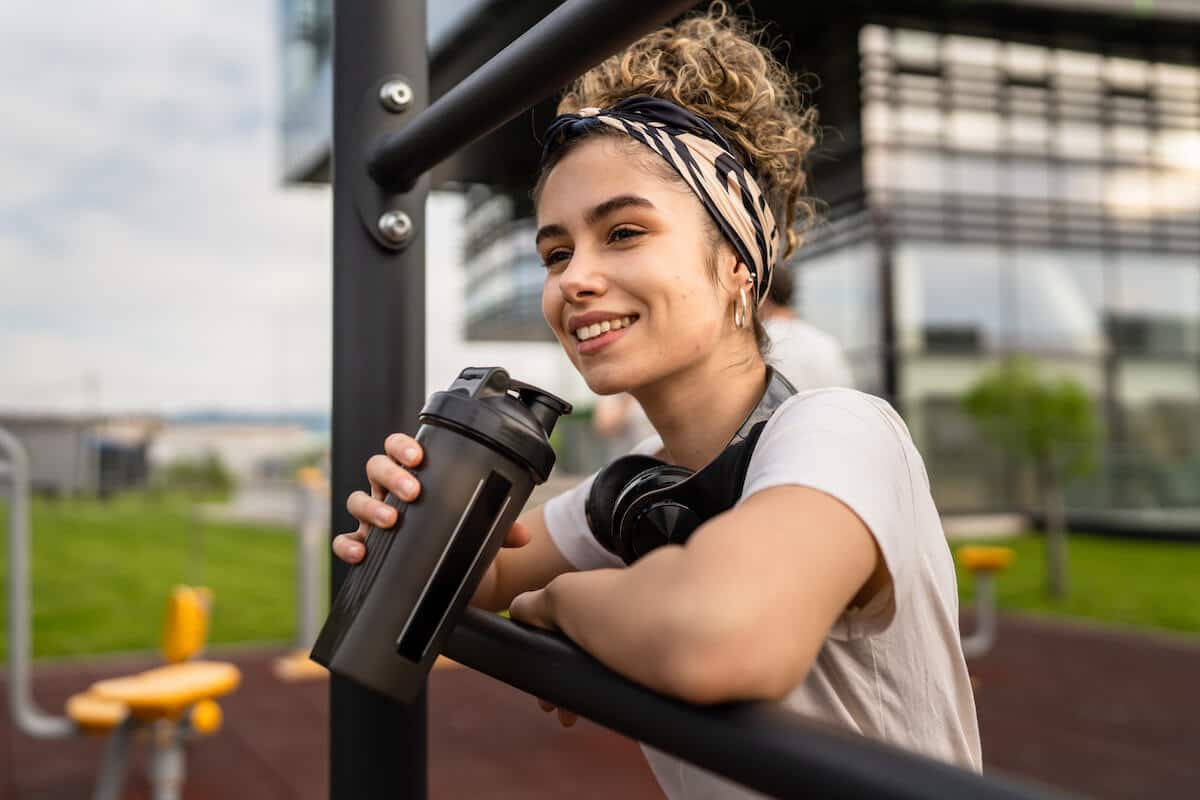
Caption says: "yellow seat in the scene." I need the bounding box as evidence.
[89,661,241,721]
[956,545,1015,573]
[162,585,212,664]
[62,585,239,731]
[66,691,129,734]
[296,465,329,495]
[272,648,329,682]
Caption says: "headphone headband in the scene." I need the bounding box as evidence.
[586,367,796,564]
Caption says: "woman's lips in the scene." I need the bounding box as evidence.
[576,324,630,355]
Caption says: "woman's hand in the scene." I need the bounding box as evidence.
[536,697,578,728]
[331,433,532,565]
[511,583,578,727]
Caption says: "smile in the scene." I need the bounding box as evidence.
[574,314,638,341]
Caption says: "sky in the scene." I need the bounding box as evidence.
[0,0,334,416]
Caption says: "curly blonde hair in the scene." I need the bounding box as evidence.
[552,2,819,262]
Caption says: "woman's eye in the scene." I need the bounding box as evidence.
[542,249,571,268]
[608,227,643,244]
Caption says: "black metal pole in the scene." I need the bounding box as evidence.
[367,0,698,193]
[445,610,1055,800]
[330,0,428,797]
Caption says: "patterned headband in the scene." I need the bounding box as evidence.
[540,95,779,306]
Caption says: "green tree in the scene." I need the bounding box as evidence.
[157,452,236,501]
[963,356,1100,598]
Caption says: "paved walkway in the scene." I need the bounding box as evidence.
[3,615,1199,798]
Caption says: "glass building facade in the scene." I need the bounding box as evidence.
[454,18,1200,517]
[796,25,1200,514]
[281,0,1200,519]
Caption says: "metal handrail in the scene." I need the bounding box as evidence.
[366,0,699,192]
[1,426,75,739]
[445,609,1052,799]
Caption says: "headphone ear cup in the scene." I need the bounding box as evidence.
[585,455,667,557]
[613,465,694,562]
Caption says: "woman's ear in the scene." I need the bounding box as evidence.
[728,260,754,299]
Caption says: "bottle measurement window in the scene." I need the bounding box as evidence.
[396,472,512,661]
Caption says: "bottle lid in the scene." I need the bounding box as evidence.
[419,368,573,483]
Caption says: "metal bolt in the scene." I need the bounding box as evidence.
[377,210,414,246]
[379,79,413,112]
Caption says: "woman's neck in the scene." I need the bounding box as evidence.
[634,355,768,471]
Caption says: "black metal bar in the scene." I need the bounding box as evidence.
[366,0,699,193]
[445,610,1056,800]
[330,0,429,797]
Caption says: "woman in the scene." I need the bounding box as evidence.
[334,5,981,795]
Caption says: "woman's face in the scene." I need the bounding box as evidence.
[536,136,737,396]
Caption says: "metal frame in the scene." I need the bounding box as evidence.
[3,428,206,800]
[2,426,74,740]
[444,609,1043,799]
[330,0,1057,797]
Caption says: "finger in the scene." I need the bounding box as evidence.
[347,489,397,529]
[366,454,421,503]
[557,709,578,728]
[537,698,555,713]
[384,433,424,468]
[332,532,367,564]
[503,520,532,549]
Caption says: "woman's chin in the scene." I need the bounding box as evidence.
[579,368,638,397]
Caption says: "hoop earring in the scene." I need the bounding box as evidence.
[734,286,750,330]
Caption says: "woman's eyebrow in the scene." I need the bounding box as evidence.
[535,195,656,246]
[534,223,567,246]
[584,194,655,225]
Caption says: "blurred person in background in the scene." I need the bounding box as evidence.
[760,265,854,390]
[335,5,980,796]
[592,391,656,463]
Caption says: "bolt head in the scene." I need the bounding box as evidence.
[379,80,413,112]
[378,210,414,245]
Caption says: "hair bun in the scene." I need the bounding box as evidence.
[557,2,819,260]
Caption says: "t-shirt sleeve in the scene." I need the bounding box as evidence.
[738,389,919,638]
[542,472,627,570]
[542,434,664,571]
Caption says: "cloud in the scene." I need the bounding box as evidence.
[0,0,334,414]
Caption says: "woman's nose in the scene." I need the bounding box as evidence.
[558,251,607,302]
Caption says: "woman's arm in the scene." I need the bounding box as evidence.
[510,484,882,704]
[471,504,578,612]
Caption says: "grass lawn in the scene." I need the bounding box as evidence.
[0,492,308,661]
[954,532,1200,636]
[5,493,1199,660]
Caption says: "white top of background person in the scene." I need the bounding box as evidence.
[761,264,855,391]
[333,6,980,798]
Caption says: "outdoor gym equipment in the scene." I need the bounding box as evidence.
[2,426,242,800]
[957,545,1017,659]
[273,464,332,682]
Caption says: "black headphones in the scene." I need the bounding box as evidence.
[586,367,796,565]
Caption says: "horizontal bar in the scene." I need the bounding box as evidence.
[367,0,699,192]
[444,609,1054,800]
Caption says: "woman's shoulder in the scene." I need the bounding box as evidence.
[764,388,910,442]
[749,387,923,490]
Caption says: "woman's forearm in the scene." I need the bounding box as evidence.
[543,547,721,701]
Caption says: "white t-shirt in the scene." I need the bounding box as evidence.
[764,317,855,391]
[543,388,982,799]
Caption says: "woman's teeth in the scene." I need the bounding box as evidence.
[574,315,637,341]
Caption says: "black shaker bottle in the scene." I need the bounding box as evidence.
[310,367,572,702]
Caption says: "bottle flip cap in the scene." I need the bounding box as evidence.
[419,367,573,483]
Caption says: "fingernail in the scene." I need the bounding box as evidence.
[348,544,362,558]
[401,478,417,498]
[403,447,419,463]
[376,508,393,526]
